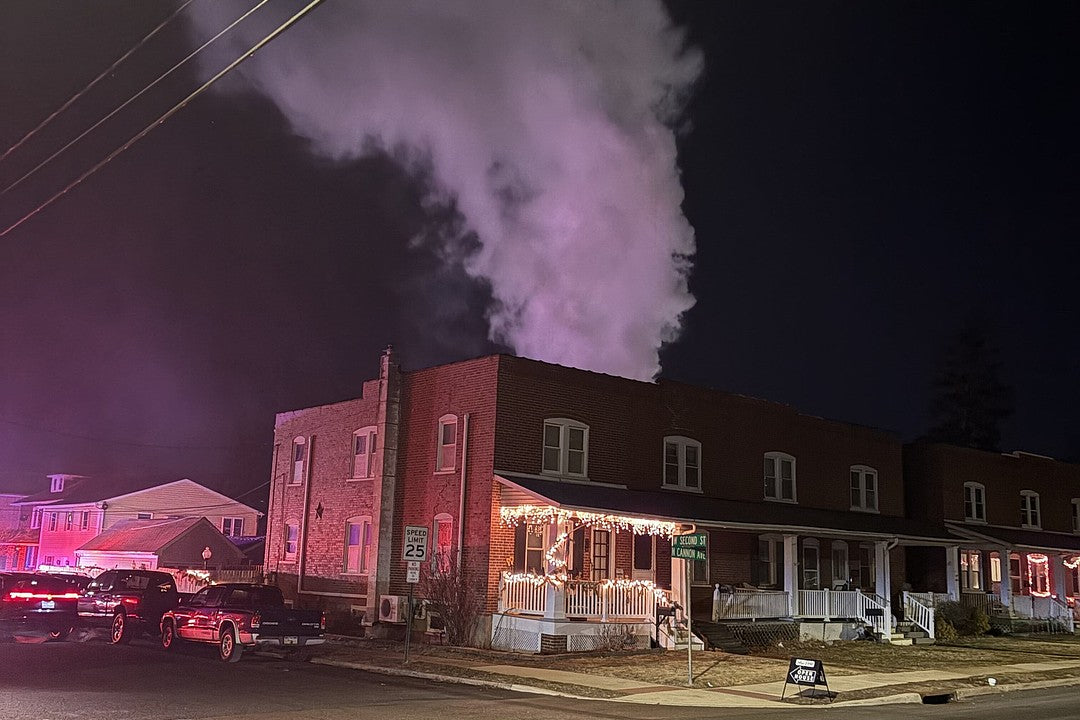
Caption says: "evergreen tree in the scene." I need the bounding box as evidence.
[926,316,1014,451]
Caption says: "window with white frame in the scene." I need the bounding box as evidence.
[802,539,821,589]
[689,553,709,585]
[849,465,878,512]
[1028,554,1050,595]
[526,524,546,575]
[222,517,244,537]
[831,541,849,589]
[30,508,42,529]
[344,517,373,574]
[291,437,306,485]
[436,415,458,472]
[541,419,588,477]
[989,551,1002,587]
[23,546,37,570]
[136,513,153,520]
[48,513,57,531]
[964,482,986,523]
[50,476,64,493]
[80,511,89,531]
[757,536,780,587]
[1072,499,1080,533]
[351,427,377,478]
[284,523,299,559]
[764,452,796,502]
[433,513,453,573]
[663,436,701,490]
[65,512,73,531]
[1020,490,1041,528]
[960,549,982,590]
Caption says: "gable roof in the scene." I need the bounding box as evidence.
[77,517,207,553]
[14,478,261,516]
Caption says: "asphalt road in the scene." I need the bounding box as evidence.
[1,635,1078,720]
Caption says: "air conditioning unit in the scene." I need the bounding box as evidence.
[378,595,408,623]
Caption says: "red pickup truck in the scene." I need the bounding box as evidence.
[160,583,325,662]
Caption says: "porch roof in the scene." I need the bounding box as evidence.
[944,521,1080,553]
[496,473,955,543]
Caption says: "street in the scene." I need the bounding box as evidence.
[2,636,1079,719]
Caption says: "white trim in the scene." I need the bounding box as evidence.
[1071,498,1080,534]
[964,482,987,524]
[763,451,797,503]
[662,435,702,492]
[343,515,373,574]
[349,426,378,479]
[849,465,879,513]
[541,418,589,479]
[1020,490,1041,529]
[435,415,458,473]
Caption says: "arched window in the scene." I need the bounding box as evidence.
[344,516,373,574]
[436,415,458,472]
[964,482,986,522]
[433,513,454,574]
[849,465,878,512]
[663,436,701,491]
[351,426,377,479]
[1020,490,1041,528]
[541,418,588,477]
[284,522,299,560]
[764,452,796,502]
[290,437,307,485]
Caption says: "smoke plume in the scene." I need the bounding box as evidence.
[190,0,701,380]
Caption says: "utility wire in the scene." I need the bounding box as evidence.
[0,0,273,199]
[0,0,197,165]
[0,416,266,450]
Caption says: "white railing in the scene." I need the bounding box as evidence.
[564,580,658,620]
[909,591,951,607]
[856,591,890,635]
[797,590,864,620]
[903,591,936,639]
[1048,598,1076,633]
[714,588,790,620]
[1012,594,1034,618]
[499,576,547,615]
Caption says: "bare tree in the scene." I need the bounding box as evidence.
[420,560,484,647]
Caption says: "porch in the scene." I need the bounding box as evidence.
[710,587,903,638]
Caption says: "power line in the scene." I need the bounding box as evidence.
[0,0,273,198]
[0,0,197,165]
[0,416,267,450]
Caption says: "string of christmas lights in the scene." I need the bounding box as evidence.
[499,505,677,537]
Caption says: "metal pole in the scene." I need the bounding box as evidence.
[404,583,414,664]
[686,560,693,686]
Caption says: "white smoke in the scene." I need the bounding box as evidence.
[191,0,701,380]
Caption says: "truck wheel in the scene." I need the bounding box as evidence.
[110,613,131,644]
[161,621,176,650]
[219,627,243,663]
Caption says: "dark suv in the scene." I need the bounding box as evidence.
[1,572,81,641]
[78,570,180,644]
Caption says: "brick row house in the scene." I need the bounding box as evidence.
[267,350,1078,652]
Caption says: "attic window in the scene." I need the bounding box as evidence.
[50,477,64,493]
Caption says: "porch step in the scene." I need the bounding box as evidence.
[912,636,936,645]
[691,621,750,655]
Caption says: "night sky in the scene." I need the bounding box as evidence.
[2,1,1077,504]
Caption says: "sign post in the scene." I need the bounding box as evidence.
[671,532,707,686]
[402,526,429,664]
[781,657,831,701]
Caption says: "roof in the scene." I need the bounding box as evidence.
[77,517,206,553]
[0,528,39,545]
[13,477,261,516]
[497,473,956,543]
[945,522,1080,553]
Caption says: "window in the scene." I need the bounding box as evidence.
[344,517,373,574]
[136,513,153,520]
[50,476,64,493]
[284,523,299,559]
[1020,490,1041,528]
[541,419,588,477]
[663,436,701,491]
[802,539,820,590]
[831,541,849,589]
[222,518,244,537]
[849,466,878,512]
[351,427,377,478]
[960,549,982,590]
[590,529,609,580]
[632,534,654,578]
[436,415,458,472]
[30,508,42,529]
[290,437,307,485]
[1028,554,1050,595]
[48,513,57,532]
[851,543,876,590]
[1009,552,1023,594]
[964,482,986,523]
[757,537,780,587]
[689,554,709,585]
[44,555,54,565]
[23,546,37,570]
[989,551,1002,588]
[1072,499,1080,533]
[764,452,796,502]
[433,514,453,573]
[527,524,546,575]
[65,512,73,531]
[80,511,89,531]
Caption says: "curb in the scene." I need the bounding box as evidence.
[954,676,1080,700]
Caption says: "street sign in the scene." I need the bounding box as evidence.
[403,525,429,562]
[781,657,831,701]
[406,567,420,584]
[671,532,707,561]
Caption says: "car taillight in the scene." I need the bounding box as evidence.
[320,612,326,631]
[121,597,140,606]
[250,611,261,629]
[6,591,79,601]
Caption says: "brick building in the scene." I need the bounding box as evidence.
[266,349,973,651]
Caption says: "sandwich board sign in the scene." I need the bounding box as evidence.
[781,657,831,701]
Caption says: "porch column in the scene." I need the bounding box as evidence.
[544,522,566,620]
[874,541,892,615]
[945,545,960,600]
[997,547,1012,608]
[782,534,798,617]
[1053,554,1068,600]
[671,558,688,620]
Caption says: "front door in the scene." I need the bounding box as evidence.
[632,534,655,581]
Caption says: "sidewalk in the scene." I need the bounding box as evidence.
[311,637,1080,708]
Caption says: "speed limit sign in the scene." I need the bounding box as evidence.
[403,526,429,563]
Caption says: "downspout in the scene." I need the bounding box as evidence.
[297,436,314,597]
[456,414,470,572]
[264,442,280,571]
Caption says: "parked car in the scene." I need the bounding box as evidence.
[78,569,180,644]
[160,583,325,662]
[0,572,81,641]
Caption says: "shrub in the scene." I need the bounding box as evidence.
[935,616,959,643]
[420,563,483,647]
[935,601,989,637]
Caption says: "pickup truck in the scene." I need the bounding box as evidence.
[160,583,325,662]
[78,569,181,644]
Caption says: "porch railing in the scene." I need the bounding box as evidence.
[499,576,547,615]
[714,588,790,620]
[902,591,936,639]
[499,576,662,620]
